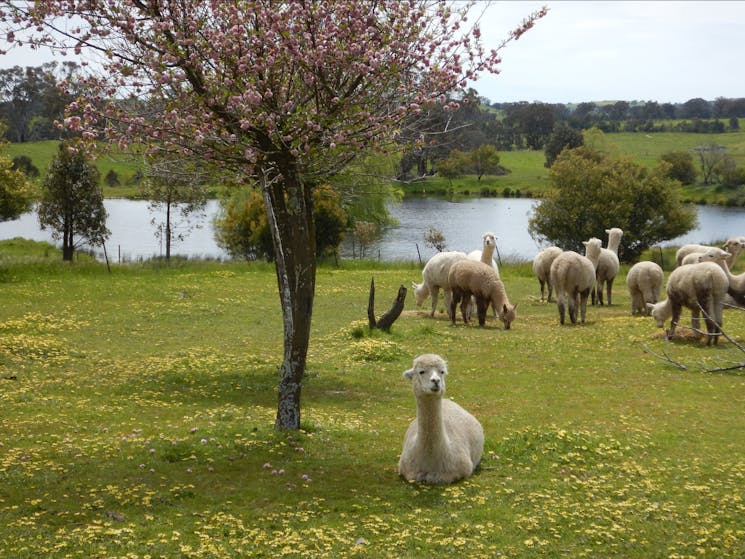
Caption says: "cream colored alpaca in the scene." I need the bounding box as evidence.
[467,232,500,276]
[647,261,728,345]
[593,227,622,305]
[549,238,601,325]
[532,246,562,302]
[398,354,484,484]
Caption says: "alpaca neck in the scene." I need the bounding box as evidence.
[657,298,673,321]
[726,247,742,269]
[607,233,622,254]
[481,244,495,264]
[415,396,449,450]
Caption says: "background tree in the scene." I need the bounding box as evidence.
[544,122,584,167]
[424,227,447,252]
[437,149,469,185]
[693,144,727,185]
[0,62,80,142]
[214,188,276,262]
[214,184,348,262]
[142,157,209,261]
[37,143,109,261]
[3,1,545,430]
[470,144,501,180]
[104,169,120,188]
[11,155,39,178]
[0,155,34,221]
[659,151,697,185]
[528,147,697,262]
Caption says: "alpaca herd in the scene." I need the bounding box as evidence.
[403,231,745,484]
[412,230,745,337]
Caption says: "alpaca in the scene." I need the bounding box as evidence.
[626,260,664,315]
[467,232,500,276]
[696,247,745,306]
[447,259,517,329]
[647,261,729,345]
[412,251,468,317]
[593,227,622,305]
[398,354,484,484]
[675,237,745,268]
[549,238,601,325]
[532,246,562,302]
[468,232,500,315]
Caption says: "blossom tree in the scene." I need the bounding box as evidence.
[0,1,545,430]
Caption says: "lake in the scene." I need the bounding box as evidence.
[1,197,744,262]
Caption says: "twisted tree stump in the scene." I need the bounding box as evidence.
[368,277,407,331]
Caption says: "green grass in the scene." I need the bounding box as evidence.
[2,240,745,558]
[9,129,745,202]
[399,130,745,201]
[7,141,145,198]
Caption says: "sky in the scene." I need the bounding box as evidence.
[468,0,745,104]
[1,1,743,105]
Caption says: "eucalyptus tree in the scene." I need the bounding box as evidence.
[1,1,546,430]
[37,143,109,261]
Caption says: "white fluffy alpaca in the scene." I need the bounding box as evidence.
[532,246,562,302]
[412,251,468,317]
[647,261,729,345]
[549,238,601,325]
[593,227,622,306]
[626,260,664,315]
[467,232,500,276]
[398,354,484,484]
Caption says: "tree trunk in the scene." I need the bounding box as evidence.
[261,166,316,431]
[62,220,73,261]
[165,201,171,260]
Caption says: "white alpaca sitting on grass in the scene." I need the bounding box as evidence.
[398,354,484,484]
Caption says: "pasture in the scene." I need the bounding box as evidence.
[1,240,744,558]
[7,128,745,202]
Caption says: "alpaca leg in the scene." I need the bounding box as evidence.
[668,303,682,340]
[429,286,440,317]
[579,289,590,323]
[606,278,614,306]
[547,281,554,303]
[539,279,546,301]
[568,291,578,325]
[476,298,489,327]
[449,290,459,324]
[557,292,566,325]
[460,292,473,325]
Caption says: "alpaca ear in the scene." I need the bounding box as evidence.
[403,368,414,380]
[645,303,653,311]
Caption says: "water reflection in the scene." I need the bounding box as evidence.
[1,197,743,262]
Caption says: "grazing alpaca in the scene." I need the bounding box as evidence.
[412,251,468,317]
[593,227,622,305]
[398,354,484,484]
[448,259,517,329]
[532,246,562,302]
[626,260,664,315]
[647,261,728,345]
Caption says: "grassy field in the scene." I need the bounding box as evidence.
[7,129,745,202]
[400,130,745,202]
[1,239,745,558]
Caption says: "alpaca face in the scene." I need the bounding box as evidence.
[412,282,429,306]
[498,303,517,330]
[404,355,447,396]
[647,301,667,328]
[482,233,496,248]
[697,248,731,264]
